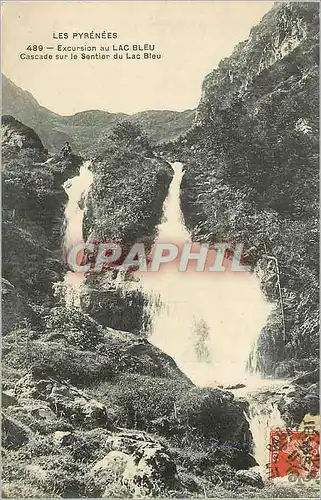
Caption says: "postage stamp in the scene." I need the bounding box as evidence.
[268,425,320,480]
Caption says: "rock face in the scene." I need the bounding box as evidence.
[195,2,318,126]
[2,115,45,151]
[179,1,319,373]
[2,413,29,449]
[6,400,61,435]
[91,431,177,497]
[278,378,320,426]
[80,123,173,333]
[235,470,264,488]
[14,374,111,429]
[2,114,83,331]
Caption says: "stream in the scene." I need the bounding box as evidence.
[62,159,295,479]
[137,162,288,475]
[62,160,93,307]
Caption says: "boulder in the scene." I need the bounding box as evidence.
[278,383,320,425]
[218,383,246,390]
[106,430,156,454]
[5,401,72,435]
[2,115,45,151]
[175,386,250,444]
[14,373,111,429]
[122,442,177,497]
[2,390,19,408]
[8,401,58,422]
[235,469,264,488]
[91,450,129,477]
[2,413,29,448]
[29,403,57,421]
[291,369,319,386]
[91,431,178,497]
[53,430,73,446]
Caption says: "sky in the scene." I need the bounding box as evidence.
[2,1,274,115]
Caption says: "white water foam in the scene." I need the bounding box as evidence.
[139,161,272,387]
[62,160,93,307]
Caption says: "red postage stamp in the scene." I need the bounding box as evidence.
[269,426,320,479]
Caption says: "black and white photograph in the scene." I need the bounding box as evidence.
[1,1,320,498]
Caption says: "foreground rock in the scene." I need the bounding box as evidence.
[2,413,29,449]
[218,383,246,390]
[123,443,177,497]
[90,431,178,497]
[92,450,129,478]
[2,389,19,408]
[277,377,320,426]
[235,470,264,488]
[14,373,112,429]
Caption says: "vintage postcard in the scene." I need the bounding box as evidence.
[1,1,319,498]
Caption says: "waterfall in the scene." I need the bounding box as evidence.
[138,161,291,476]
[139,162,272,387]
[62,160,93,307]
[235,380,287,477]
[59,158,290,477]
[249,400,286,476]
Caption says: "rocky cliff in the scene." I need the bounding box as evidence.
[195,2,318,127]
[173,1,319,376]
[2,115,82,333]
[80,121,173,333]
[2,117,259,498]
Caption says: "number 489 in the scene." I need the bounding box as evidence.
[27,45,43,51]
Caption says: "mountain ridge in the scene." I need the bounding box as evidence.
[2,74,195,154]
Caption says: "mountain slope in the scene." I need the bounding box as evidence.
[2,116,255,499]
[2,75,72,151]
[1,115,83,334]
[2,74,195,154]
[170,1,319,376]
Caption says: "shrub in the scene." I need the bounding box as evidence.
[171,444,254,474]
[96,373,190,432]
[176,387,247,442]
[69,428,112,462]
[3,338,115,386]
[44,305,104,350]
[2,481,51,498]
[36,454,90,497]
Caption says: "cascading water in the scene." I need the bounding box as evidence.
[140,162,272,386]
[62,160,93,307]
[59,158,291,477]
[139,161,289,476]
[235,380,287,476]
[249,399,286,475]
